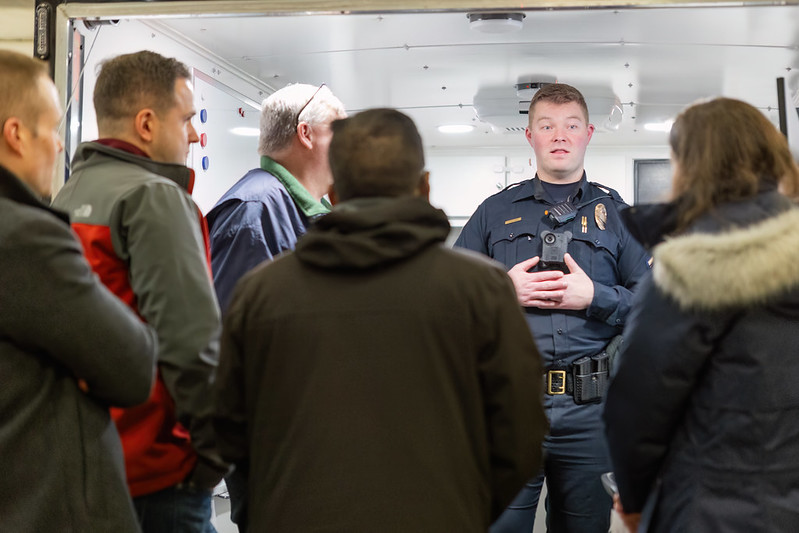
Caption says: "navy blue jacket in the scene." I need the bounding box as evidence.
[456,175,650,370]
[207,157,330,314]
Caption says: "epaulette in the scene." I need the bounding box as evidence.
[501,181,525,192]
[589,181,624,202]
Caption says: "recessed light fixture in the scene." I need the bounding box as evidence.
[230,127,260,137]
[643,120,674,132]
[438,124,475,134]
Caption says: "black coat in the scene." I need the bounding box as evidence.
[214,196,547,533]
[0,165,157,532]
[604,190,799,532]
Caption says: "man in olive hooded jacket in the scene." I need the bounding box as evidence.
[214,108,547,532]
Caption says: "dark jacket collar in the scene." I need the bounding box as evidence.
[72,141,195,193]
[0,164,70,225]
[620,202,680,251]
[622,186,789,250]
[95,138,150,159]
[511,172,607,206]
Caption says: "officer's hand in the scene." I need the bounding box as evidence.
[507,256,567,307]
[551,253,594,310]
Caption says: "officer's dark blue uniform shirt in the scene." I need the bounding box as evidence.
[455,173,650,370]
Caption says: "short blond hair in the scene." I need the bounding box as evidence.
[0,51,49,131]
[528,83,589,124]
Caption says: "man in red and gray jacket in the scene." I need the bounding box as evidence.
[53,50,226,533]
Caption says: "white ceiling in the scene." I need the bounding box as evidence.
[151,4,799,149]
[5,3,799,149]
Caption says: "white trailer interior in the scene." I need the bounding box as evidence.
[41,2,799,529]
[50,1,799,230]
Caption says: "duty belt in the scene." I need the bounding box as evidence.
[544,353,610,405]
[545,369,573,396]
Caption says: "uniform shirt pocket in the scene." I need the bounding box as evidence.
[487,222,538,269]
[570,227,622,285]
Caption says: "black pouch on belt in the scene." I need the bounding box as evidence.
[572,352,610,405]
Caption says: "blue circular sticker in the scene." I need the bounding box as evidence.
[200,109,208,123]
[202,156,210,171]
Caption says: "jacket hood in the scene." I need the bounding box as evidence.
[653,205,799,310]
[295,196,450,270]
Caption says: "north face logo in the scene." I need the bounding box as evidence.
[73,204,92,218]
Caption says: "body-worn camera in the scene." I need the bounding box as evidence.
[540,230,572,272]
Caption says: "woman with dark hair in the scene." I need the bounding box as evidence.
[603,97,799,533]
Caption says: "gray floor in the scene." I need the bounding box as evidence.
[211,495,236,533]
[211,481,626,533]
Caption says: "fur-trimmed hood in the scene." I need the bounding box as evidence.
[653,207,799,310]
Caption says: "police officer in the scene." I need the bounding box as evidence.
[455,83,650,533]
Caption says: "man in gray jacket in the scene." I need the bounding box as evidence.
[0,50,158,533]
[214,108,548,532]
[53,51,225,533]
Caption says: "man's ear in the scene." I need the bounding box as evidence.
[586,123,595,143]
[328,183,338,206]
[133,108,156,143]
[296,122,313,150]
[2,117,25,156]
[525,126,534,149]
[416,171,430,200]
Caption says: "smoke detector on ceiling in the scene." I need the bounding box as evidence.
[468,13,525,34]
[515,81,553,101]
